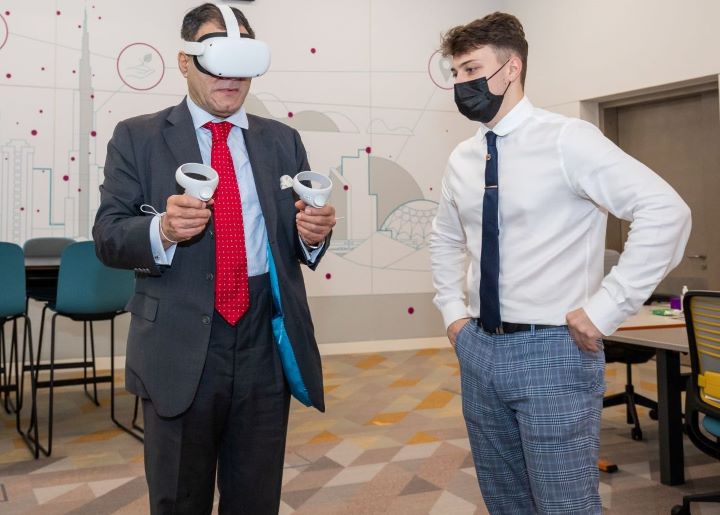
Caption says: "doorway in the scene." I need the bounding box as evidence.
[601,79,720,294]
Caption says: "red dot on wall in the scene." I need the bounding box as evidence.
[429,187,433,191]
[4,11,10,15]
[90,130,97,137]
[39,109,44,114]
[5,73,11,79]
[288,112,294,118]
[325,273,332,280]
[56,10,61,15]
[36,209,40,213]
[31,129,38,136]
[72,70,76,74]
[343,185,349,191]
[77,24,82,29]
[90,94,95,99]
[70,156,76,162]
[407,307,415,315]
[20,207,25,211]
[77,188,82,192]
[41,67,46,71]
[98,16,102,20]
[310,48,317,54]
[365,146,372,154]
[63,175,69,181]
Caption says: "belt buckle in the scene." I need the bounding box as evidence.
[494,325,504,335]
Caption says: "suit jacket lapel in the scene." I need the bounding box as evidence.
[243,119,278,243]
[163,99,203,175]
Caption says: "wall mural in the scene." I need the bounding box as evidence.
[0,1,477,323]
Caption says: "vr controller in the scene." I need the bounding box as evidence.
[176,163,219,201]
[293,171,333,208]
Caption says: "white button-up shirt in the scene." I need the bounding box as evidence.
[430,96,691,336]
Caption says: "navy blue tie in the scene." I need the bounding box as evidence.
[479,131,501,333]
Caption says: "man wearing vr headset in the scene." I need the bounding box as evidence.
[93,3,335,513]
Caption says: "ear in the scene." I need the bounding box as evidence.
[507,54,523,83]
[178,52,189,78]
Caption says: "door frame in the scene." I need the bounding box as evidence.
[580,75,719,252]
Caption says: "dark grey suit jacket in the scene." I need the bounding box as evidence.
[92,99,327,417]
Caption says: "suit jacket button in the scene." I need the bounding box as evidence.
[209,230,214,238]
[202,315,211,325]
[206,272,214,281]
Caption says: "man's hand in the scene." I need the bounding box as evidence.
[295,200,336,247]
[566,308,603,352]
[161,194,213,247]
[447,317,471,349]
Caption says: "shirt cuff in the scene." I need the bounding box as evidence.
[149,215,176,266]
[438,300,471,331]
[583,287,627,336]
[299,236,324,264]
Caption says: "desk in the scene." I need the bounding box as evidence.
[25,257,60,304]
[610,308,687,486]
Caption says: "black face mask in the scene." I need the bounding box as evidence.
[454,59,511,123]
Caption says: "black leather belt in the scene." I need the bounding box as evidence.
[476,320,562,335]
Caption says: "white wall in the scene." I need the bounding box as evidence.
[501,0,720,112]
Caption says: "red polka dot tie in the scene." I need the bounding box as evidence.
[204,121,249,325]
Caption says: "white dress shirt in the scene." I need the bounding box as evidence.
[430,96,691,336]
[150,96,322,272]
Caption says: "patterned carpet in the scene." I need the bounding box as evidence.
[1,347,719,514]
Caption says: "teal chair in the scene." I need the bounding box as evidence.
[23,237,74,306]
[0,242,38,457]
[28,241,135,456]
[671,291,720,514]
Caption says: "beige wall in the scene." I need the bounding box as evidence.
[501,0,720,112]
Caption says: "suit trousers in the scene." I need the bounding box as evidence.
[455,322,605,515]
[142,273,290,515]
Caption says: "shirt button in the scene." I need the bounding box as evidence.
[202,315,211,325]
[206,272,214,281]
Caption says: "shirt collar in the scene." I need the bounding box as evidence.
[477,96,533,139]
[185,95,249,131]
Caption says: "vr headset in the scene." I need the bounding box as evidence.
[182,3,270,78]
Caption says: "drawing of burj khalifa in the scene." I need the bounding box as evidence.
[77,9,94,237]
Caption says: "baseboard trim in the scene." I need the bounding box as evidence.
[82,337,449,371]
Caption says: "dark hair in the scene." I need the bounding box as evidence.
[181,3,255,41]
[441,12,528,87]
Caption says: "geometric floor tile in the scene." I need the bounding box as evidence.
[1,349,718,514]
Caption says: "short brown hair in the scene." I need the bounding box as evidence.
[181,3,255,41]
[441,12,528,87]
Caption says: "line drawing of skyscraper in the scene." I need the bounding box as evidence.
[1,139,33,243]
[78,9,94,237]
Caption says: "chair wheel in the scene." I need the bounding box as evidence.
[631,427,643,441]
[649,408,658,420]
[671,504,689,515]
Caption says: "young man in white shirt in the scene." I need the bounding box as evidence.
[430,12,691,514]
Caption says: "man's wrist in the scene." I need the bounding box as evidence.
[159,214,178,246]
[303,238,323,249]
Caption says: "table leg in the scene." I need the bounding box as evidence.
[656,349,685,485]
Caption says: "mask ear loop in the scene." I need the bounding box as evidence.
[140,204,179,244]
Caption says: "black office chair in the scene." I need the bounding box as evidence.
[601,249,658,441]
[671,291,720,515]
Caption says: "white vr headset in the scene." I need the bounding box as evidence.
[182,3,270,78]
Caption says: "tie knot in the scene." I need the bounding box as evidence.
[203,121,233,141]
[485,131,497,146]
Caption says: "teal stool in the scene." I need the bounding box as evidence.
[27,241,135,456]
[0,242,38,457]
